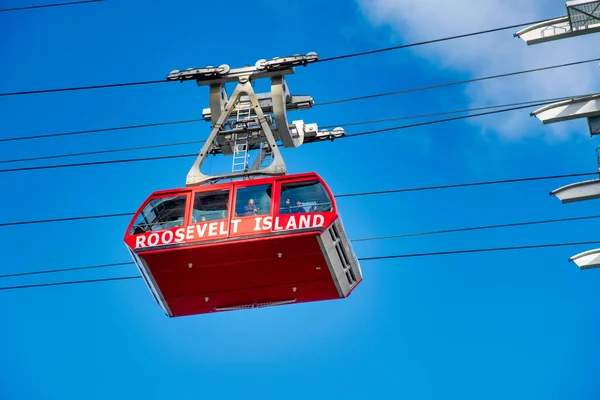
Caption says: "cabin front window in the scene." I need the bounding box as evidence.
[130,195,187,234]
[191,189,230,223]
[235,184,272,217]
[279,180,333,214]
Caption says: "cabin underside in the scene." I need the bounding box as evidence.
[130,221,362,317]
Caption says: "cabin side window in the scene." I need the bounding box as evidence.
[279,180,333,214]
[130,195,187,234]
[191,189,230,223]
[234,184,272,217]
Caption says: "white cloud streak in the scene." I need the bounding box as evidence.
[356,0,600,141]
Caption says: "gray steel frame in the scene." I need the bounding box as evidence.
[166,53,326,186]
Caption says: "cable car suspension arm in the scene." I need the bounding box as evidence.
[166,53,345,186]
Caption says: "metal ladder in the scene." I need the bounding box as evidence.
[231,135,249,173]
[236,100,253,123]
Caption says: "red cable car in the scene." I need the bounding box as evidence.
[124,173,362,317]
[124,52,363,316]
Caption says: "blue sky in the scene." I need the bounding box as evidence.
[1,0,600,399]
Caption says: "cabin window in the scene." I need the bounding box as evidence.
[191,189,230,223]
[235,184,272,217]
[130,195,187,234]
[279,180,333,214]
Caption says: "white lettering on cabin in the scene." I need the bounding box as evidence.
[274,216,284,230]
[133,214,327,249]
[186,225,195,240]
[161,230,173,244]
[262,216,273,230]
[298,215,310,229]
[314,214,324,227]
[255,214,325,232]
[230,219,241,233]
[208,222,218,236]
[175,228,185,242]
[148,233,159,246]
[136,235,146,248]
[285,217,297,230]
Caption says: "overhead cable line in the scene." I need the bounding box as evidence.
[322,97,570,129]
[0,276,140,291]
[0,153,195,174]
[4,214,599,279]
[0,99,579,173]
[0,17,569,98]
[0,0,104,12]
[335,171,596,198]
[356,240,600,261]
[351,214,600,242]
[0,212,134,227]
[1,172,596,227]
[0,97,565,165]
[0,118,203,144]
[0,79,164,98]
[2,98,588,173]
[1,54,594,144]
[342,101,554,139]
[316,17,562,63]
[0,140,205,164]
[2,239,598,291]
[315,58,600,106]
[0,262,131,279]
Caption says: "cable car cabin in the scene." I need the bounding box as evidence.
[124,172,362,317]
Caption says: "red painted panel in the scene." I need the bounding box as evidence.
[137,232,346,316]
[167,279,341,317]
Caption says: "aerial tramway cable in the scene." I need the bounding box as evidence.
[2,214,600,280]
[0,0,104,13]
[1,100,592,173]
[1,239,599,292]
[0,171,596,228]
[0,17,567,98]
[0,97,567,164]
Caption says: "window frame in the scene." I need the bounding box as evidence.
[129,191,191,236]
[274,176,335,216]
[232,181,275,219]
[188,187,232,225]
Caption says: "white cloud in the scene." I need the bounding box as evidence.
[356,0,600,141]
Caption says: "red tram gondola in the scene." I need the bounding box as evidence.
[125,53,363,316]
[124,172,362,317]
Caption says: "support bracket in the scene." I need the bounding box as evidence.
[514,1,600,44]
[569,248,600,269]
[165,53,344,186]
[531,94,600,136]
